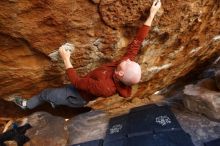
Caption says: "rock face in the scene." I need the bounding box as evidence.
[174,107,220,146]
[4,108,219,146]
[25,112,68,146]
[100,0,152,28]
[22,111,108,146]
[0,0,220,114]
[67,110,109,145]
[184,78,220,121]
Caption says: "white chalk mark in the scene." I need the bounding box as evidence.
[147,63,172,73]
[154,91,160,95]
[213,56,220,65]
[93,38,102,46]
[142,39,150,48]
[213,35,220,41]
[190,47,202,54]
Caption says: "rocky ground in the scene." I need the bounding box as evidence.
[1,104,219,146]
[0,0,220,113]
[173,106,220,146]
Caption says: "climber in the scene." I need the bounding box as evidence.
[13,0,161,109]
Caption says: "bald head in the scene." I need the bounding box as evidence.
[115,59,141,86]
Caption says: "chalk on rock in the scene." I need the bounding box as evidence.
[48,43,75,61]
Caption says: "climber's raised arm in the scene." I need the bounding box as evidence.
[144,0,161,26]
[120,0,161,61]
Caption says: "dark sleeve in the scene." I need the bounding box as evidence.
[66,68,110,97]
[120,25,150,61]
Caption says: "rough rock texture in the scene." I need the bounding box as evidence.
[11,111,108,146]
[67,110,109,145]
[25,112,68,146]
[174,107,220,146]
[3,108,218,146]
[2,112,68,146]
[184,79,220,121]
[0,0,220,115]
[100,0,153,28]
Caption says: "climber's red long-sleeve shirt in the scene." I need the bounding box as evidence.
[66,25,150,102]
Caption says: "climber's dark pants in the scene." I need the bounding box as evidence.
[26,84,87,109]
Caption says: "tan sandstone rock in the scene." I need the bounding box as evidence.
[183,84,220,121]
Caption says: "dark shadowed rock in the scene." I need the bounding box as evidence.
[91,0,101,4]
[198,69,215,80]
[174,107,220,146]
[183,84,220,121]
[215,70,220,90]
[197,78,219,91]
[24,112,68,146]
[67,110,109,145]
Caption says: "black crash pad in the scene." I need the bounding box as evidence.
[72,139,103,146]
[204,138,220,146]
[128,104,182,136]
[104,114,128,142]
[127,130,195,146]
